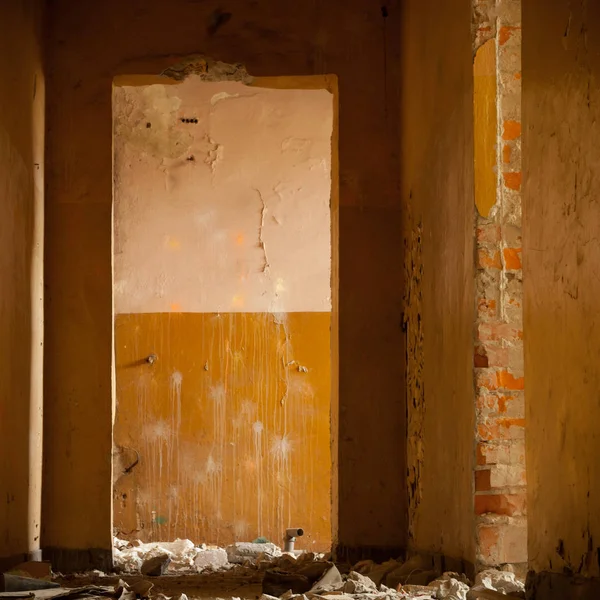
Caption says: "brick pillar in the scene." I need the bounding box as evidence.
[473,0,526,566]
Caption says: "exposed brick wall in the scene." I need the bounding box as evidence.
[473,0,525,566]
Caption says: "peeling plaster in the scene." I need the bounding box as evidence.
[160,55,253,84]
[404,211,424,545]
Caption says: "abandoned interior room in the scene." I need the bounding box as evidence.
[1,0,599,598]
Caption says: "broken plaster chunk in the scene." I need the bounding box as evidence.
[343,571,378,594]
[309,565,343,593]
[194,546,228,571]
[141,553,171,576]
[474,569,525,595]
[226,541,282,564]
[427,573,469,600]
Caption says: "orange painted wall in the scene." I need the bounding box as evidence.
[114,312,331,549]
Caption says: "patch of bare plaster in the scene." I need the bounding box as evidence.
[472,0,498,54]
[160,55,253,84]
[403,206,424,545]
[114,85,193,160]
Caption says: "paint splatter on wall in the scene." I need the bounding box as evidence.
[112,80,333,549]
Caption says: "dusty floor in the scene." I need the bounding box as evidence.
[56,573,262,600]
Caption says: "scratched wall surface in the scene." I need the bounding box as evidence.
[112,81,332,548]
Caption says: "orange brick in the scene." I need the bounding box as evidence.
[478,417,526,442]
[497,370,524,390]
[478,524,500,559]
[477,224,501,244]
[476,394,494,411]
[475,352,489,368]
[477,441,525,466]
[503,247,522,270]
[477,393,521,415]
[477,369,523,391]
[478,248,502,269]
[487,345,509,367]
[503,144,512,164]
[502,120,522,140]
[498,26,520,46]
[478,298,497,319]
[478,323,523,343]
[475,492,527,516]
[475,469,492,491]
[503,171,522,191]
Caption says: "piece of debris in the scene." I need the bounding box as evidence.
[1,574,60,593]
[310,565,343,593]
[226,542,282,564]
[194,547,228,570]
[140,554,171,576]
[113,538,202,572]
[258,564,525,600]
[7,562,52,580]
[427,573,470,600]
[262,570,311,597]
[474,570,525,595]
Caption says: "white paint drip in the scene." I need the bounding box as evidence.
[270,433,293,535]
[253,421,264,534]
[169,370,183,528]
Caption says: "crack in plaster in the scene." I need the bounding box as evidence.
[254,188,270,274]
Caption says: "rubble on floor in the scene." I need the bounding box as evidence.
[260,556,525,600]
[112,538,324,575]
[106,538,526,600]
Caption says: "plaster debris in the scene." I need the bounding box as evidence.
[194,547,229,570]
[426,573,469,600]
[111,540,523,600]
[141,555,171,577]
[113,538,224,573]
[226,542,282,564]
[473,570,525,595]
[113,537,323,575]
[260,565,525,600]
[259,557,526,600]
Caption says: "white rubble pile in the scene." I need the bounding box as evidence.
[261,564,525,600]
[113,537,323,574]
[113,538,229,573]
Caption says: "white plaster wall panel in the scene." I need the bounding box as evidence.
[113,79,332,314]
